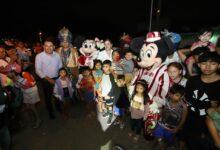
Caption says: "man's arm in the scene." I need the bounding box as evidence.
[35,54,45,79]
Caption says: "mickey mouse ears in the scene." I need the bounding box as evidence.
[129,36,145,53]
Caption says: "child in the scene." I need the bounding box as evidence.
[206,100,220,149]
[54,68,73,119]
[153,84,188,148]
[114,75,129,129]
[129,79,149,141]
[167,62,187,87]
[190,30,215,52]
[92,59,103,113]
[12,71,41,129]
[183,51,220,149]
[111,50,123,78]
[78,67,96,117]
[99,60,117,125]
[120,50,134,87]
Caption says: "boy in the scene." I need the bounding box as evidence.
[183,51,220,149]
[114,75,129,129]
[99,60,117,125]
[120,50,134,87]
[153,84,187,148]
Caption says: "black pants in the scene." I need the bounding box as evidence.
[41,78,56,118]
[130,118,143,135]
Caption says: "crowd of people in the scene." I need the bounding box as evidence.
[0,28,220,150]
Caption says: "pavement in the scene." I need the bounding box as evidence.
[10,99,163,150]
[10,81,169,150]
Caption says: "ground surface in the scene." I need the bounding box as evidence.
[10,82,172,150]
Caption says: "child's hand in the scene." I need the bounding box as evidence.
[105,95,110,99]
[96,96,102,102]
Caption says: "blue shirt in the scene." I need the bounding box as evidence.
[35,51,62,78]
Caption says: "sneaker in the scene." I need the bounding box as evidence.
[102,112,109,118]
[107,115,113,125]
[119,123,125,129]
[113,120,120,126]
[33,120,42,129]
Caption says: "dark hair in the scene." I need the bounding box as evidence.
[117,74,125,80]
[190,46,209,56]
[44,37,54,44]
[81,66,91,73]
[169,84,185,96]
[125,50,133,55]
[167,62,183,71]
[93,59,102,69]
[5,45,15,51]
[58,67,68,75]
[104,39,112,44]
[112,49,120,55]
[199,29,213,37]
[102,60,112,66]
[198,51,220,63]
[131,80,149,105]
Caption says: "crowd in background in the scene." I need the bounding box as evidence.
[0,28,220,150]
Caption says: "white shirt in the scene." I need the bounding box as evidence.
[97,49,113,62]
[100,74,112,97]
[60,79,68,88]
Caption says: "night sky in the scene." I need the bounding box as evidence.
[1,0,219,41]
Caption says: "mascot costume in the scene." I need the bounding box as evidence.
[130,31,181,139]
[57,27,79,79]
[78,39,99,69]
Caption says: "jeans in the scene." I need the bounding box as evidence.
[130,118,143,135]
[0,126,11,150]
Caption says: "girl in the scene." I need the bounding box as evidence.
[78,67,96,117]
[92,59,103,113]
[54,68,74,119]
[129,79,149,141]
[12,71,41,129]
[167,62,187,87]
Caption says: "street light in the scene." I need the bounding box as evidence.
[39,32,42,44]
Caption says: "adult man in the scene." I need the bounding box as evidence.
[35,39,62,119]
